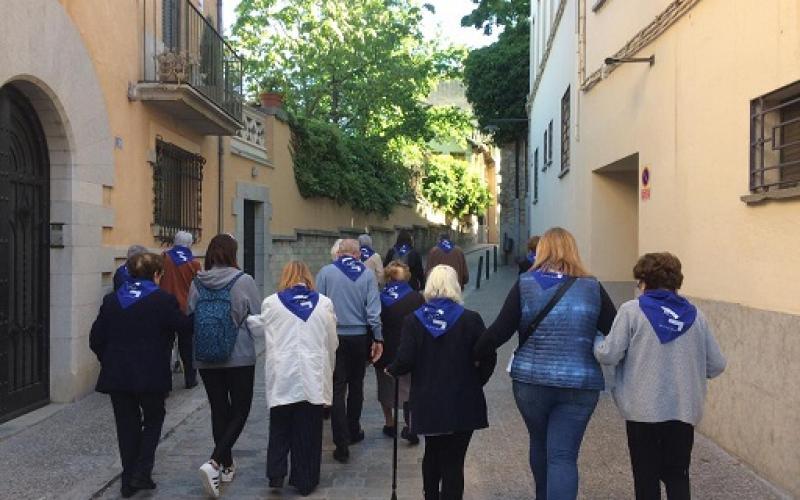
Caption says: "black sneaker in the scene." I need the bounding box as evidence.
[401,426,419,445]
[333,446,350,463]
[120,484,139,498]
[130,476,156,490]
[382,425,396,438]
[350,429,365,444]
[269,476,285,489]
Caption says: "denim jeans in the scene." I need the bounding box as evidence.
[512,381,599,500]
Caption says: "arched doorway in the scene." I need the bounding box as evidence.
[0,84,50,422]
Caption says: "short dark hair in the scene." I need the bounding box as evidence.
[204,234,239,271]
[439,232,451,241]
[395,230,412,247]
[633,252,684,291]
[527,235,541,253]
[128,253,164,281]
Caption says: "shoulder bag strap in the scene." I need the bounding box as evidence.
[518,276,578,350]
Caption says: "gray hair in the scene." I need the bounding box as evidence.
[423,265,463,304]
[337,239,360,257]
[358,234,372,247]
[126,244,148,259]
[174,230,193,248]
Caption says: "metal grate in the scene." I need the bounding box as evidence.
[153,140,204,243]
[561,86,571,172]
[750,82,800,192]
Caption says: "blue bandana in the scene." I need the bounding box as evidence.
[380,281,413,307]
[116,264,131,283]
[167,245,194,266]
[437,239,454,253]
[116,280,159,309]
[333,256,366,282]
[526,251,536,264]
[278,285,320,322]
[395,243,411,258]
[532,269,567,290]
[414,298,465,338]
[360,245,375,262]
[638,289,697,344]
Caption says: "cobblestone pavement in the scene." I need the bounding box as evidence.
[0,249,790,499]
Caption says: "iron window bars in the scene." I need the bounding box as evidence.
[561,87,571,173]
[153,139,204,243]
[750,82,800,192]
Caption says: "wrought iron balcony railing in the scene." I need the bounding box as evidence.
[139,0,243,123]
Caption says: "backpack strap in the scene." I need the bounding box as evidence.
[517,276,577,352]
[193,277,210,299]
[224,271,246,292]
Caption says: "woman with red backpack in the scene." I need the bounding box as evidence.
[187,234,261,498]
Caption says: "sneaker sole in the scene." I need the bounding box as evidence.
[198,468,220,498]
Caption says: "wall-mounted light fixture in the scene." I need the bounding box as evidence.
[605,55,655,66]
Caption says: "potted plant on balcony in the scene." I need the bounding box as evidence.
[258,76,285,109]
[156,51,196,85]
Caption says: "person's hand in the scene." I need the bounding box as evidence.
[384,367,393,377]
[371,341,384,363]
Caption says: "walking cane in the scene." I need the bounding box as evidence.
[391,374,399,500]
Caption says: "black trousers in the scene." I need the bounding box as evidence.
[109,392,166,487]
[175,329,196,386]
[331,334,370,448]
[422,431,473,500]
[626,420,695,500]
[200,365,255,467]
[267,402,324,495]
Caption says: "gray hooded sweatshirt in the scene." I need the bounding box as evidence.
[187,267,262,369]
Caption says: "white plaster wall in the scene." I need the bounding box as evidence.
[0,0,115,403]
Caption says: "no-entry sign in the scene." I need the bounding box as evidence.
[641,166,651,201]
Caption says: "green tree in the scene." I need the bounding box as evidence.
[421,156,492,221]
[461,0,530,34]
[463,21,530,144]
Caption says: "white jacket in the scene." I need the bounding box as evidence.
[247,293,338,408]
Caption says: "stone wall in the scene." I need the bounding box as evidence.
[498,141,530,263]
[269,225,476,288]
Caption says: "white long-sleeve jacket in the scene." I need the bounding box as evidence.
[248,293,338,408]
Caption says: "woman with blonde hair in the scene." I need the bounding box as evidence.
[374,260,425,443]
[388,265,496,500]
[475,227,617,500]
[247,261,338,496]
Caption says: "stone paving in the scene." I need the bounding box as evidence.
[0,248,790,499]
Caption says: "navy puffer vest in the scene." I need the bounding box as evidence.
[510,273,605,390]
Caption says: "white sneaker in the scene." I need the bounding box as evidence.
[220,460,236,483]
[199,461,221,498]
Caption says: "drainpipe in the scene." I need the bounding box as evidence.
[216,0,225,234]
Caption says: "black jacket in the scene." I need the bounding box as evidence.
[90,289,192,394]
[388,308,497,435]
[374,290,426,370]
[385,247,425,291]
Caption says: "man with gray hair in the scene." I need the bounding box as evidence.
[113,244,148,291]
[160,230,201,389]
[358,233,384,286]
[316,238,383,463]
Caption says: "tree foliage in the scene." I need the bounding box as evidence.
[232,0,491,218]
[461,0,530,34]
[421,156,492,220]
[463,20,530,144]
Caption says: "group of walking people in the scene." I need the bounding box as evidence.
[90,225,726,500]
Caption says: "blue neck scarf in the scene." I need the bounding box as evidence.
[116,280,159,309]
[278,285,320,322]
[437,239,454,253]
[638,289,697,344]
[333,256,366,282]
[395,243,411,257]
[532,269,568,290]
[380,281,413,307]
[360,245,375,262]
[117,264,131,283]
[167,245,194,266]
[414,298,465,338]
[526,251,536,264]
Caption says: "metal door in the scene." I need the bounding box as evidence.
[243,200,256,279]
[0,85,50,422]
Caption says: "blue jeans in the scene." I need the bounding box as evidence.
[513,381,599,500]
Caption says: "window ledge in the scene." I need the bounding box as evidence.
[558,167,570,179]
[741,187,800,205]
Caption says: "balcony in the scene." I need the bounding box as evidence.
[130,0,244,135]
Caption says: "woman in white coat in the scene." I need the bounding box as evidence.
[248,261,338,497]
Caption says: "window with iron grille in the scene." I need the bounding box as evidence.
[533,147,539,203]
[153,139,204,243]
[543,129,548,171]
[750,81,800,193]
[561,87,570,174]
[548,120,554,165]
